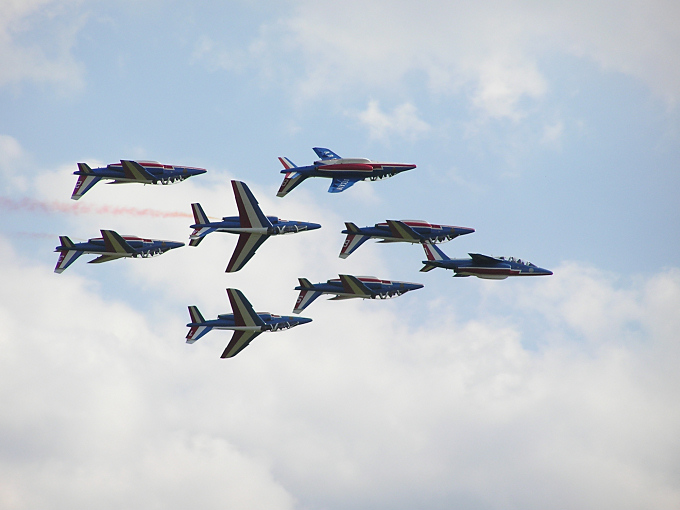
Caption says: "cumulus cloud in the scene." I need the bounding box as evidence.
[2,155,680,509]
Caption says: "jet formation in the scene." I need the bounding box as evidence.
[71,160,207,200]
[186,288,312,358]
[189,180,321,272]
[293,274,424,313]
[340,219,475,259]
[56,147,552,359]
[54,229,184,273]
[277,147,416,197]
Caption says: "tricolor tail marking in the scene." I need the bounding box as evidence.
[227,288,265,328]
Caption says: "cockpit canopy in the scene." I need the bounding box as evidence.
[497,256,536,267]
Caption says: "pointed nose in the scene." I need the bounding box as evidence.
[307,222,322,231]
[191,168,207,176]
[296,317,313,325]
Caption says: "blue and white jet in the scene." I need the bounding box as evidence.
[340,219,475,258]
[189,180,321,272]
[420,242,553,279]
[71,160,207,200]
[293,274,424,313]
[186,288,312,358]
[277,147,416,197]
[54,230,184,273]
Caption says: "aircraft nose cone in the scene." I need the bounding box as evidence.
[307,222,322,231]
[296,317,313,325]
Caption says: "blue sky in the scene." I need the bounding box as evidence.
[1,1,679,509]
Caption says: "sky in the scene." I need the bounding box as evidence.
[0,1,679,509]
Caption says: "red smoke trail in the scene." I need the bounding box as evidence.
[0,196,193,219]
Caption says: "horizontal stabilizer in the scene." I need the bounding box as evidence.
[387,220,422,242]
[419,263,437,273]
[186,306,212,343]
[221,330,262,358]
[101,230,135,254]
[293,289,323,314]
[189,226,216,246]
[328,178,358,193]
[339,274,373,297]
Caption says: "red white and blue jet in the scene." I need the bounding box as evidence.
[71,160,207,200]
[420,242,553,279]
[186,288,312,358]
[340,219,475,259]
[54,230,184,273]
[277,147,416,197]
[293,274,424,313]
[189,180,321,272]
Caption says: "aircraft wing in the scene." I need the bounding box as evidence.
[386,220,422,241]
[313,147,341,160]
[328,178,359,193]
[232,180,272,229]
[101,230,135,254]
[226,288,266,328]
[221,330,262,358]
[469,253,503,264]
[88,254,127,264]
[120,160,155,182]
[338,274,373,297]
[225,233,268,272]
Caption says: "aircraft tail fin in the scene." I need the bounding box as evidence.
[71,163,102,200]
[191,203,209,225]
[293,287,323,314]
[277,171,307,198]
[422,241,450,262]
[54,236,83,273]
[339,224,370,259]
[101,230,135,254]
[227,288,265,328]
[278,157,297,170]
[186,306,212,343]
[338,274,373,297]
[232,180,272,229]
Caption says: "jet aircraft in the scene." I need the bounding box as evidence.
[293,274,424,313]
[420,242,553,279]
[277,147,416,197]
[54,230,184,273]
[340,219,475,258]
[189,180,321,272]
[186,288,312,358]
[71,160,207,200]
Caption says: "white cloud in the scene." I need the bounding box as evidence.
[0,0,85,90]
[355,100,431,141]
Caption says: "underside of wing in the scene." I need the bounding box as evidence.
[88,253,127,264]
[328,178,359,193]
[221,330,262,358]
[226,233,268,272]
